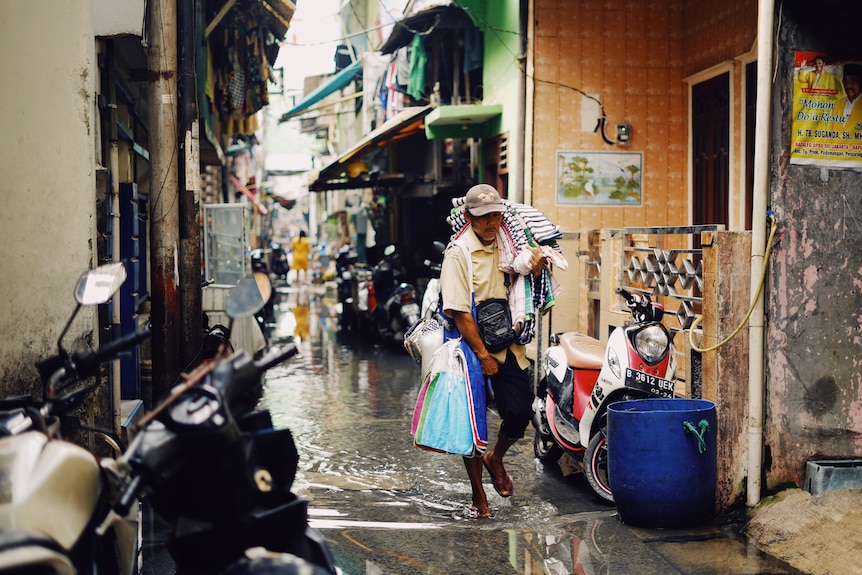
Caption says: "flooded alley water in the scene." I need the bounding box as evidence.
[258,285,805,575]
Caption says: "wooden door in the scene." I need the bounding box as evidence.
[692,73,730,228]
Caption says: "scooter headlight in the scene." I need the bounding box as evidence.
[607,347,621,379]
[634,325,670,364]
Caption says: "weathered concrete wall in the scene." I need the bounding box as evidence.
[702,230,752,509]
[0,2,98,396]
[764,0,862,489]
[93,0,145,36]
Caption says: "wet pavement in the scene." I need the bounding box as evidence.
[255,284,805,575]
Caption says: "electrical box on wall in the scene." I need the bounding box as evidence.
[617,124,632,145]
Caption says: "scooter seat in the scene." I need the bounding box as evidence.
[559,332,605,370]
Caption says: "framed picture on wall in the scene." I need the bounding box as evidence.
[556,150,643,206]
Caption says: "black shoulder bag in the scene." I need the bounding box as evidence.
[475,282,517,353]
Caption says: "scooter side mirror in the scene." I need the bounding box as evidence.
[75,262,127,306]
[55,262,129,366]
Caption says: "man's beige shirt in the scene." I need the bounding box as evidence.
[439,228,529,369]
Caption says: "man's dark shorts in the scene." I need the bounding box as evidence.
[489,350,535,439]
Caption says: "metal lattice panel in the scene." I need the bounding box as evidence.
[620,227,721,332]
[584,226,718,333]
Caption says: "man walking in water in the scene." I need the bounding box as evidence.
[439,184,545,518]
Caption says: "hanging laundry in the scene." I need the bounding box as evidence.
[377,66,389,117]
[463,25,483,74]
[407,33,427,100]
[385,60,399,119]
[395,46,411,92]
[378,60,399,121]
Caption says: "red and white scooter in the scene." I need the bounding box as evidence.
[532,288,677,502]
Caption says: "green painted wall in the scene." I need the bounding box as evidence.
[456,0,524,192]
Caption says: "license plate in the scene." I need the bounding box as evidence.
[625,368,675,398]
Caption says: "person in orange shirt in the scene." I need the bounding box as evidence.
[290,230,311,284]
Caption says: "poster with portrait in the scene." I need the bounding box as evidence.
[791,51,862,168]
[556,150,643,206]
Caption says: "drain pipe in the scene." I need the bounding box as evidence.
[747,0,776,508]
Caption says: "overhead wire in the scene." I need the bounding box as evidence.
[276,3,620,139]
[455,3,617,142]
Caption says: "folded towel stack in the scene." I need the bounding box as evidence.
[445,197,569,345]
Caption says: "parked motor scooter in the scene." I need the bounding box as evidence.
[0,266,337,575]
[270,242,290,282]
[420,240,447,319]
[532,288,678,503]
[0,262,151,575]
[351,265,375,336]
[334,243,360,335]
[104,276,338,574]
[371,245,420,348]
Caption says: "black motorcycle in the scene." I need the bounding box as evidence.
[0,262,150,575]
[334,243,360,335]
[270,242,290,282]
[370,245,421,349]
[106,277,337,575]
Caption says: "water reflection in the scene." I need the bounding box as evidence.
[291,290,310,342]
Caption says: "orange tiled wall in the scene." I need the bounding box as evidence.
[682,0,757,78]
[531,0,756,234]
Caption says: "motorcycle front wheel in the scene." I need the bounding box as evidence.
[583,429,614,504]
[533,429,564,464]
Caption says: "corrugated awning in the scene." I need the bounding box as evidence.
[278,60,363,123]
[309,106,434,191]
[259,0,295,38]
[206,0,296,39]
[380,4,470,55]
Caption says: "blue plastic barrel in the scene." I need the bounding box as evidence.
[607,398,717,529]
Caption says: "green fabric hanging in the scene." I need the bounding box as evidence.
[407,33,427,100]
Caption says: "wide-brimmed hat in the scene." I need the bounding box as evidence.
[464,184,505,216]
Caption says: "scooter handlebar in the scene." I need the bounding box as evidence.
[73,325,152,378]
[254,342,299,372]
[616,287,633,302]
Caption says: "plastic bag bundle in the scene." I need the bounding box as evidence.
[411,338,486,456]
[404,316,444,373]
